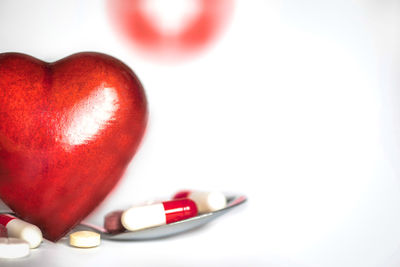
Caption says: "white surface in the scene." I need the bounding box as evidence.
[0,0,400,266]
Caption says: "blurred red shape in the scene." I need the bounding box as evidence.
[108,0,234,61]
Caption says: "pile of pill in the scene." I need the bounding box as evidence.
[104,190,226,233]
[0,214,43,259]
[0,190,227,256]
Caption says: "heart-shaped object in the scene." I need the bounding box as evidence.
[0,52,148,241]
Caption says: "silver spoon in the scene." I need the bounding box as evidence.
[74,195,247,240]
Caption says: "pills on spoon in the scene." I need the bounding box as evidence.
[0,189,229,255]
[69,231,100,248]
[0,237,30,259]
[0,214,42,248]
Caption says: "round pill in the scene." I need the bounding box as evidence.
[0,237,30,259]
[104,210,125,233]
[69,231,100,248]
[0,225,7,237]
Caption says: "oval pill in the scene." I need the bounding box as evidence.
[0,237,30,259]
[69,231,100,248]
[173,190,227,213]
[0,214,42,248]
[121,199,198,231]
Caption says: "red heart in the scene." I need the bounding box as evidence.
[0,52,148,241]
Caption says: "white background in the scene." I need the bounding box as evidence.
[1,0,400,266]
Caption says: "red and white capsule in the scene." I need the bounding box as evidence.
[0,214,42,248]
[121,199,198,231]
[173,190,227,213]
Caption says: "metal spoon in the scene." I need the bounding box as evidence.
[74,195,247,240]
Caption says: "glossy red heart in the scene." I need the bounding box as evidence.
[0,52,148,241]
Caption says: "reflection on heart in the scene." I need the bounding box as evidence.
[62,85,119,147]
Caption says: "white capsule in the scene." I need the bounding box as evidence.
[0,214,42,249]
[0,237,30,259]
[122,203,166,231]
[173,190,227,213]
